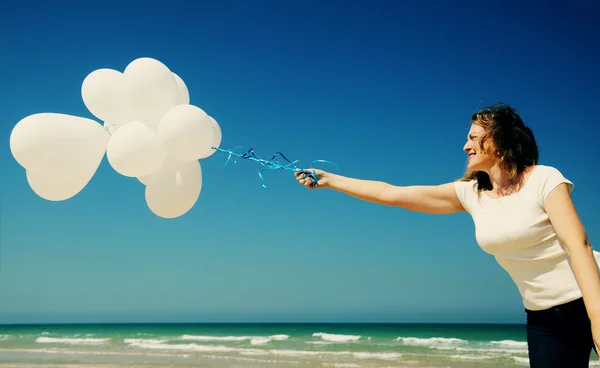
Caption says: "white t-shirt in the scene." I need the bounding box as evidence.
[454,164,593,311]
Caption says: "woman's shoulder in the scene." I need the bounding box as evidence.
[453,178,479,213]
[530,164,570,183]
[531,164,563,175]
[529,164,574,201]
[453,177,478,192]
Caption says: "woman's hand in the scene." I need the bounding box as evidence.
[294,168,330,189]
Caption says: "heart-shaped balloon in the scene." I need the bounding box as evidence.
[82,57,187,134]
[26,169,93,202]
[9,113,110,201]
[123,58,181,132]
[145,157,202,219]
[82,68,132,129]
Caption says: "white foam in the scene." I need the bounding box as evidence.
[0,334,10,340]
[180,334,289,344]
[353,352,402,360]
[305,341,334,345]
[444,353,498,361]
[250,334,289,345]
[35,337,110,345]
[250,337,271,345]
[124,338,169,344]
[130,342,401,361]
[514,356,530,365]
[268,349,401,360]
[452,346,529,355]
[313,332,361,342]
[267,349,324,356]
[171,352,308,366]
[181,334,249,341]
[0,346,181,358]
[128,341,244,353]
[490,339,528,348]
[395,336,467,347]
[269,334,290,340]
[238,350,268,356]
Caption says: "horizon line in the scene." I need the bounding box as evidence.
[0,321,525,326]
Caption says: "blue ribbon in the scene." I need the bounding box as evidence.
[211,146,337,188]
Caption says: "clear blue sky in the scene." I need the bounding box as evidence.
[1,0,598,324]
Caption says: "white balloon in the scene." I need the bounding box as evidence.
[10,57,220,217]
[26,168,93,201]
[137,173,152,185]
[198,116,222,159]
[9,113,109,175]
[123,58,180,132]
[173,72,190,105]
[145,157,202,219]
[106,121,167,177]
[81,68,131,125]
[158,104,215,161]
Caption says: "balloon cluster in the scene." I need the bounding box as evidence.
[9,57,222,219]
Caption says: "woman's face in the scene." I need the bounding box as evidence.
[463,123,495,172]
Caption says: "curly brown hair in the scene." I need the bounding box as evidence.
[460,103,539,192]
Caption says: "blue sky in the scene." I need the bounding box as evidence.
[1,0,598,324]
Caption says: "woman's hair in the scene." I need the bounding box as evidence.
[460,103,539,192]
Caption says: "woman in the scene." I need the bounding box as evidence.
[294,103,599,367]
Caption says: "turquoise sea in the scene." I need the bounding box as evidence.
[0,322,585,367]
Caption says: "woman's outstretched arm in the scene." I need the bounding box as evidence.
[295,169,465,215]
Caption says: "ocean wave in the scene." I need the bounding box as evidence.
[129,341,401,361]
[179,334,289,345]
[180,334,247,342]
[0,346,182,358]
[490,339,528,348]
[452,346,529,355]
[257,348,402,361]
[353,351,402,360]
[395,336,467,347]
[514,356,529,365]
[250,337,271,345]
[124,338,169,344]
[424,338,528,355]
[36,337,110,345]
[424,342,530,364]
[129,341,241,353]
[0,334,10,340]
[305,341,334,345]
[442,353,505,361]
[313,332,362,342]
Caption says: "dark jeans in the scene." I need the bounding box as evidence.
[526,297,596,368]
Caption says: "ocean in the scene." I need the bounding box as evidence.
[0,323,596,367]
